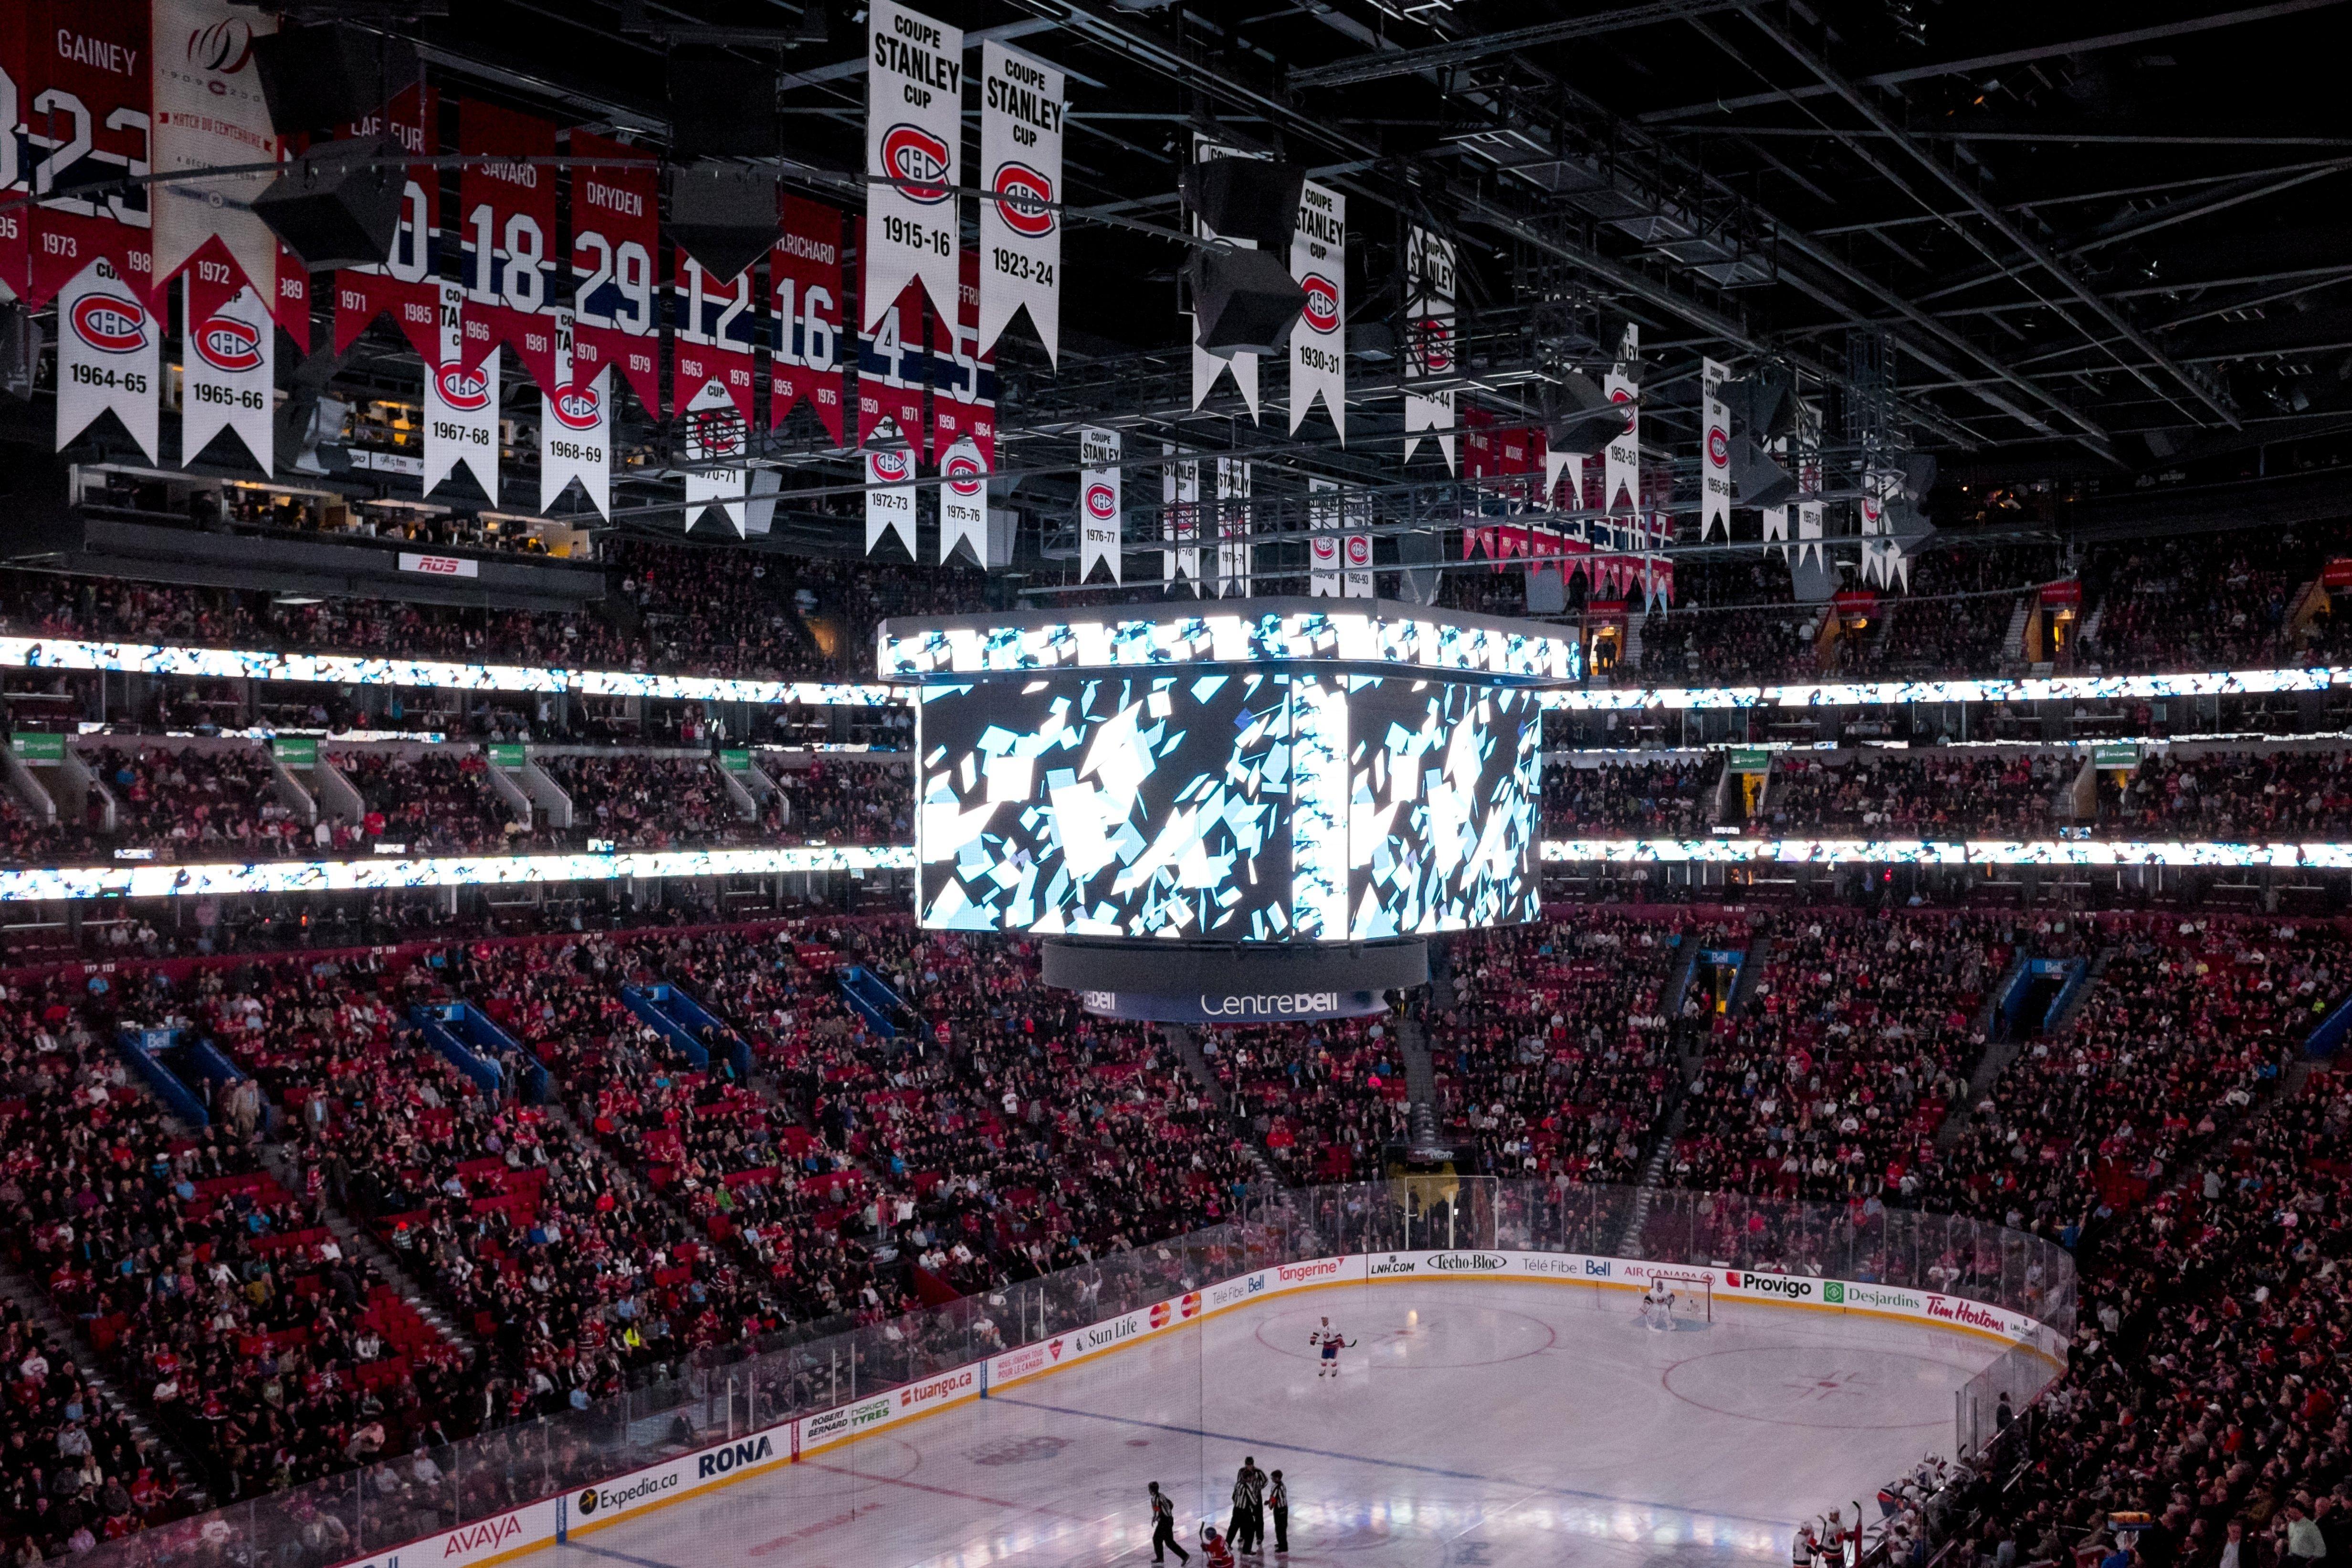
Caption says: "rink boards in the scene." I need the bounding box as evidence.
[336,1248,2064,1568]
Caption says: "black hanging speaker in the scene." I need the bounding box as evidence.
[251,136,406,271]
[1721,363,1795,441]
[251,23,418,139]
[1729,434,1798,509]
[671,46,780,160]
[1178,159,1305,253]
[1186,246,1307,358]
[669,162,782,284]
[1542,369,1628,454]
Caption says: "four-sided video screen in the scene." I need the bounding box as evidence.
[916,669,1541,940]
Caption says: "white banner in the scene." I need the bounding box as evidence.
[1289,180,1345,441]
[866,444,918,556]
[1403,226,1455,472]
[940,437,988,564]
[977,40,1063,366]
[539,310,610,519]
[1701,356,1732,541]
[424,282,499,499]
[1797,397,1825,570]
[865,0,964,331]
[1308,477,1340,596]
[1163,445,1200,592]
[1216,457,1251,598]
[1344,491,1374,599]
[1189,139,1261,421]
[1602,322,1638,514]
[57,259,161,462]
[1544,448,1582,514]
[179,276,271,471]
[151,0,280,308]
[682,377,748,534]
[1078,426,1121,584]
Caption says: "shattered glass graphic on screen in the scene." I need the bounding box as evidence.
[918,673,1294,938]
[1345,677,1541,938]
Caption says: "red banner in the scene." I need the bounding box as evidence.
[567,129,661,417]
[856,220,928,457]
[458,99,559,388]
[672,254,759,428]
[333,85,439,361]
[25,0,152,309]
[931,250,996,468]
[0,9,24,302]
[770,195,846,444]
[2326,559,2352,591]
[2039,578,2084,607]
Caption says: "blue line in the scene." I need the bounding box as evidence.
[559,1542,688,1568]
[987,1394,1797,1533]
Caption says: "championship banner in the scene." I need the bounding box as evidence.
[1216,456,1251,598]
[1343,490,1374,598]
[681,376,748,535]
[933,250,995,469]
[150,0,277,313]
[1308,477,1340,596]
[1402,226,1456,471]
[865,443,918,557]
[179,269,271,470]
[1189,139,1260,421]
[939,436,987,564]
[858,255,930,457]
[1078,426,1121,585]
[567,130,660,417]
[458,100,559,389]
[1602,322,1639,514]
[865,0,963,331]
[58,256,160,461]
[672,255,759,430]
[977,39,1063,366]
[1701,357,1732,541]
[539,309,609,519]
[1289,180,1345,440]
[334,85,440,360]
[1163,446,1200,592]
[771,195,846,444]
[423,281,499,500]
[1796,397,1825,570]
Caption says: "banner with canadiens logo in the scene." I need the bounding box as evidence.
[58,257,160,460]
[149,0,277,320]
[568,130,660,418]
[1216,456,1252,598]
[1289,180,1345,442]
[1602,321,1640,514]
[682,375,748,535]
[1162,445,1200,593]
[771,195,846,444]
[672,253,760,432]
[334,85,440,361]
[1701,357,1732,541]
[1307,477,1341,596]
[1402,226,1455,472]
[1078,426,1121,585]
[865,0,963,333]
[932,250,994,469]
[977,39,1063,367]
[938,436,987,565]
[539,309,609,519]
[179,270,271,470]
[459,101,560,389]
[424,281,501,500]
[865,443,918,557]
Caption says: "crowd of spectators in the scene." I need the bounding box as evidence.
[762,761,912,843]
[2081,526,2347,674]
[1860,548,2041,677]
[1542,757,1720,836]
[1429,915,1688,1181]
[540,755,746,850]
[1205,1021,1410,1184]
[330,751,526,857]
[1763,753,2071,839]
[87,747,303,861]
[2100,751,2352,842]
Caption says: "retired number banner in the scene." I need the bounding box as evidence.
[976,40,1063,366]
[865,0,962,332]
[334,85,440,361]
[568,130,660,416]
[459,101,558,389]
[771,195,846,444]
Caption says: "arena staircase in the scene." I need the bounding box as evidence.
[1937,945,2113,1151]
[840,965,907,1039]
[0,1254,215,1509]
[1613,926,1711,1257]
[1162,1024,1290,1188]
[1932,947,2033,1147]
[1722,934,1772,1019]
[622,982,756,1081]
[1622,608,1645,672]
[1999,596,2032,664]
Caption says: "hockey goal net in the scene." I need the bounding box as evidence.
[1643,1271,1713,1325]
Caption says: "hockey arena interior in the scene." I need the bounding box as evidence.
[3,2,2352,1568]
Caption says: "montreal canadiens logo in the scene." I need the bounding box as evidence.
[188,17,254,73]
[1418,319,1451,373]
[194,315,262,373]
[552,384,602,430]
[946,454,985,496]
[437,366,491,411]
[1708,427,1729,467]
[1345,536,1371,567]
[71,295,147,355]
[1084,482,1117,520]
[1311,536,1337,562]
[1610,385,1635,433]
[993,163,1055,238]
[883,125,952,204]
[1301,274,1339,334]
[872,449,912,482]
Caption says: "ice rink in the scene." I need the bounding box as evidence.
[527,1279,2011,1568]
